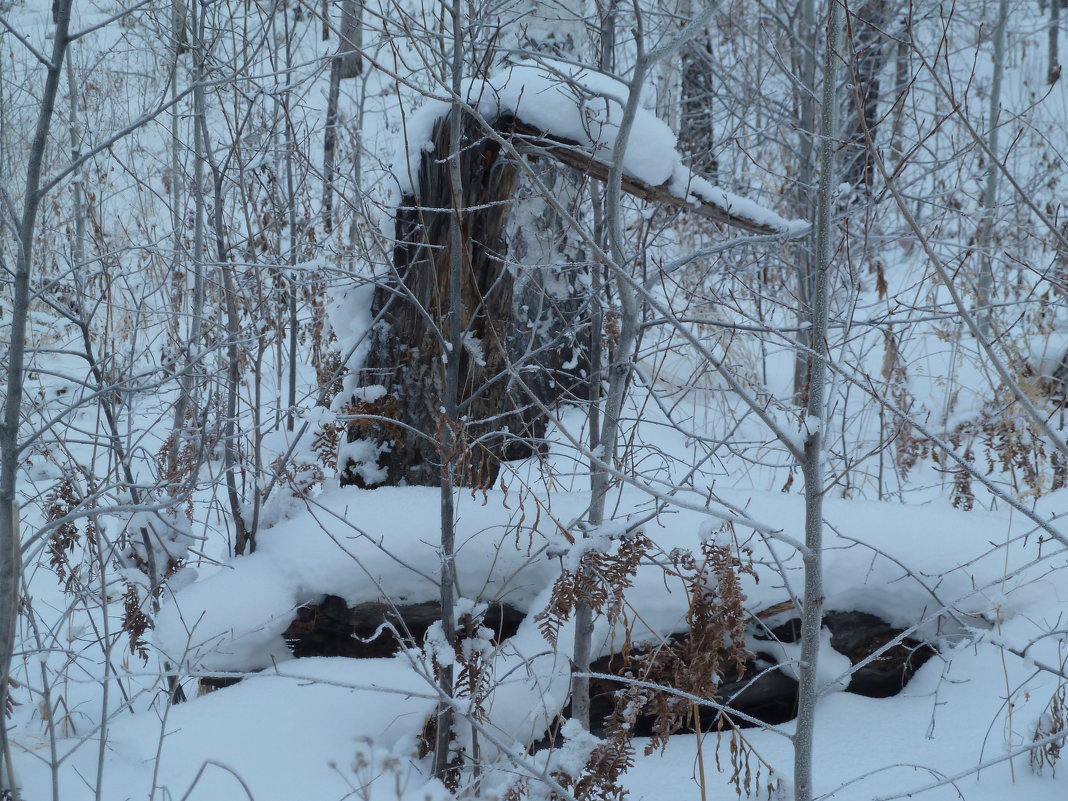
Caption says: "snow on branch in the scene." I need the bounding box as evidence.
[397,59,806,236]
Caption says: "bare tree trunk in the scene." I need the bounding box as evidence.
[432,0,463,780]
[338,0,363,79]
[322,0,362,232]
[503,0,590,415]
[191,4,249,554]
[793,3,839,799]
[66,56,85,285]
[571,0,618,732]
[323,60,342,234]
[217,198,248,554]
[792,0,818,403]
[0,4,74,796]
[1050,0,1061,84]
[976,0,1008,338]
[167,0,202,480]
[841,0,889,193]
[575,4,717,732]
[282,6,299,433]
[677,0,718,180]
[888,15,910,165]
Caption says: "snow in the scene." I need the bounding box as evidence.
[337,437,391,485]
[153,477,1068,747]
[156,556,299,671]
[327,282,377,374]
[155,485,572,670]
[69,658,438,801]
[759,627,853,691]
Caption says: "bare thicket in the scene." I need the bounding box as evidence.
[2,1,1068,800]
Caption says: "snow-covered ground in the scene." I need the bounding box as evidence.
[15,466,1068,799]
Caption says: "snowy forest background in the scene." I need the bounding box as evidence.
[2,0,1068,799]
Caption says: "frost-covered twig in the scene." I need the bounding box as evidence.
[177,759,256,801]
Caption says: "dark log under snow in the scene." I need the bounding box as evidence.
[263,596,935,735]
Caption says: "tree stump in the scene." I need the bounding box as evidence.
[340,99,791,491]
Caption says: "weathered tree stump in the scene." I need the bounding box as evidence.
[343,113,540,489]
[341,103,791,491]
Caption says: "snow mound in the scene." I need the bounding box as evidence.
[156,485,579,671]
[158,482,1065,676]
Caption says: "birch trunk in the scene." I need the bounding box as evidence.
[574,4,717,732]
[793,3,839,799]
[571,0,617,731]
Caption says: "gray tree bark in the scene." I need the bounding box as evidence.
[190,7,249,554]
[792,0,819,403]
[841,0,889,193]
[575,3,718,733]
[432,0,464,781]
[888,15,910,166]
[571,0,618,732]
[976,0,1008,337]
[323,0,362,232]
[166,0,204,479]
[0,3,75,795]
[793,2,839,799]
[503,0,590,413]
[677,0,719,180]
[1050,0,1061,85]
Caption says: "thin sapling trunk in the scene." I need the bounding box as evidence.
[0,3,75,795]
[793,2,839,799]
[433,0,463,780]
[976,0,1008,336]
